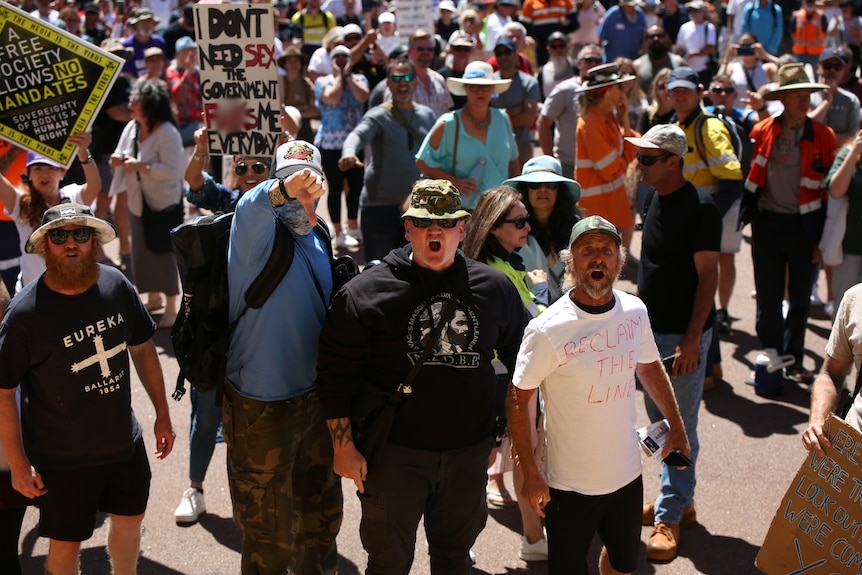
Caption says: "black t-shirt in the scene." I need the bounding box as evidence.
[0,266,156,469]
[91,75,133,156]
[637,182,721,334]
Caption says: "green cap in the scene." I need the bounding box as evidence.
[569,215,622,247]
[402,179,471,220]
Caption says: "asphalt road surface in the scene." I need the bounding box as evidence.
[15,207,837,575]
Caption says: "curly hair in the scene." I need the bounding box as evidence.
[462,186,523,262]
[131,78,177,132]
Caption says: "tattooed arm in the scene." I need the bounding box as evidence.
[326,417,367,493]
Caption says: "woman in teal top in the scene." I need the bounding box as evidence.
[462,185,549,560]
[826,134,862,306]
[416,61,520,210]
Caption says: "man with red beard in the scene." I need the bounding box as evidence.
[626,123,720,562]
[0,203,175,575]
[508,214,690,575]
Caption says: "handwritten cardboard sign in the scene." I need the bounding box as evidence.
[0,0,122,167]
[393,0,435,42]
[756,415,862,575]
[195,3,280,157]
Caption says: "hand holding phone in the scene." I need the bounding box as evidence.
[663,449,693,467]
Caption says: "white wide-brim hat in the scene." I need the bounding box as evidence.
[446,61,511,96]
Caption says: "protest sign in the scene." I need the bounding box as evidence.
[756,415,862,575]
[195,3,281,157]
[395,0,435,42]
[0,0,122,167]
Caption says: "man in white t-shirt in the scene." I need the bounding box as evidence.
[508,215,690,575]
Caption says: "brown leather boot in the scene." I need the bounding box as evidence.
[646,522,680,562]
[642,501,697,526]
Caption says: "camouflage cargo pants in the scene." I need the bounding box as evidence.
[223,385,343,575]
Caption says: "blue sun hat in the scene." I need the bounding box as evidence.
[503,155,581,202]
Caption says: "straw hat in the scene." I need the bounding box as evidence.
[763,63,829,100]
[575,64,635,93]
[446,61,511,96]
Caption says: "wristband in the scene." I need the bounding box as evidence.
[193,152,207,160]
[278,178,297,202]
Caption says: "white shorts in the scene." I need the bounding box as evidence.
[721,197,743,254]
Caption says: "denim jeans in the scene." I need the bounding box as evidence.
[189,388,222,484]
[643,329,711,525]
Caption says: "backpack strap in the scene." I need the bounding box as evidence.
[381,102,424,147]
[693,113,709,169]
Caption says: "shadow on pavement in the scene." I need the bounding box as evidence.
[702,379,808,437]
[196,513,241,553]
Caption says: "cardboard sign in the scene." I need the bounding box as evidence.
[0,1,122,167]
[195,3,280,157]
[756,415,862,575]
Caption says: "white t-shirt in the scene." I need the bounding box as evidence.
[308,46,332,77]
[513,289,661,496]
[726,0,753,41]
[9,184,85,289]
[677,20,717,73]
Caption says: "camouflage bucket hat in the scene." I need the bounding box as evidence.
[402,180,472,220]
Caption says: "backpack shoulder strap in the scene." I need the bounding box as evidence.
[244,218,296,309]
[693,113,710,167]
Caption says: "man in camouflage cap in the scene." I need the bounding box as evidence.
[317,179,530,573]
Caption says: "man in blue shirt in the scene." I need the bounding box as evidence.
[598,0,649,62]
[740,0,784,56]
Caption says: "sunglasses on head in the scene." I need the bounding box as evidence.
[821,61,844,71]
[235,161,269,176]
[711,86,735,94]
[389,72,415,82]
[410,217,459,228]
[527,182,560,191]
[636,152,672,166]
[501,215,530,229]
[47,227,94,245]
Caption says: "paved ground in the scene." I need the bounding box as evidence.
[15,207,837,574]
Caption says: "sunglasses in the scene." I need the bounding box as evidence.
[711,86,735,94]
[410,217,459,228]
[389,73,415,83]
[235,161,269,176]
[501,215,530,229]
[821,61,844,71]
[636,152,672,166]
[647,33,667,39]
[413,46,435,52]
[581,57,603,64]
[549,43,566,50]
[344,35,361,42]
[47,227,94,245]
[495,49,513,56]
[452,46,472,52]
[527,182,559,191]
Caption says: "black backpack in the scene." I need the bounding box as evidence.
[169,213,357,402]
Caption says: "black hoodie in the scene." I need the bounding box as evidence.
[317,245,530,450]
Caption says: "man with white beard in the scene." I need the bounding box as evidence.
[537,31,575,99]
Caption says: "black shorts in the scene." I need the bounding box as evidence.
[545,475,643,575]
[36,438,151,542]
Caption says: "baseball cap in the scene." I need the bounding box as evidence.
[624,124,688,157]
[667,66,699,90]
[819,48,848,64]
[273,140,324,180]
[378,11,395,24]
[343,23,363,38]
[494,37,516,52]
[569,216,622,247]
[144,46,164,59]
[175,36,196,54]
[26,203,117,254]
[402,180,471,220]
[329,45,351,58]
[26,152,65,169]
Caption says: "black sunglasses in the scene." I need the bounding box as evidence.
[410,217,459,228]
[413,46,435,52]
[549,43,566,50]
[47,227,94,245]
[527,182,560,191]
[636,152,672,166]
[452,45,472,52]
[647,33,667,40]
[501,215,530,229]
[235,161,269,176]
[495,49,513,56]
[581,56,603,64]
[711,86,735,94]
[390,73,415,83]
[821,61,844,71]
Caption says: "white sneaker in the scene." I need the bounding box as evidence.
[335,231,359,248]
[345,227,363,241]
[175,487,206,524]
[519,535,549,561]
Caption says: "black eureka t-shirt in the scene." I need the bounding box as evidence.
[0,266,156,470]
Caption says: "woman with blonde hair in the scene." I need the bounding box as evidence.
[636,68,674,133]
[616,57,649,128]
[574,64,638,258]
[462,186,549,562]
